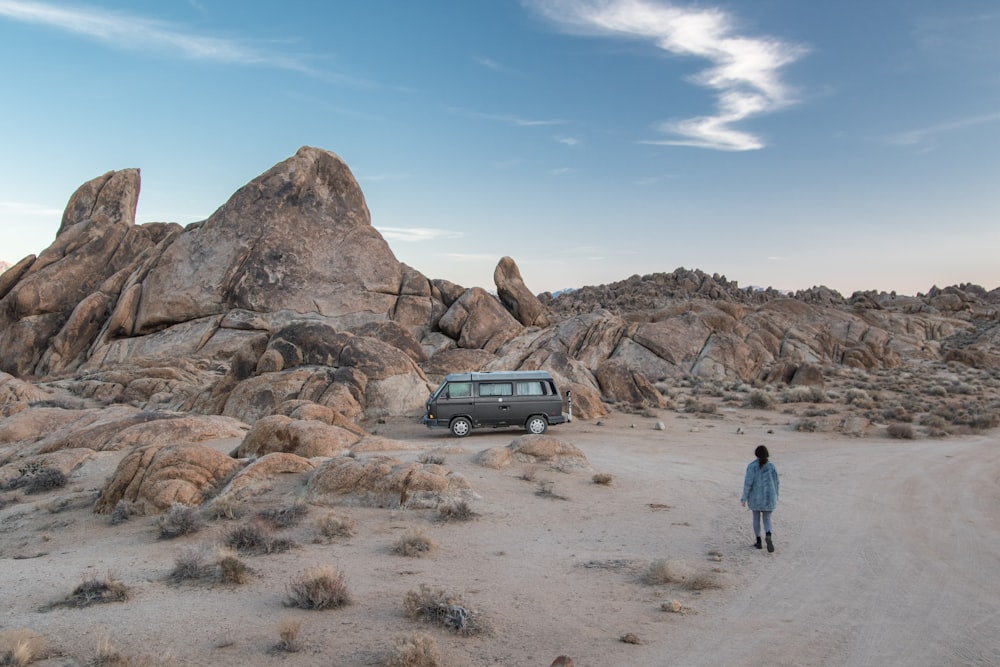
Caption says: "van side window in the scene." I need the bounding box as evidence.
[516,381,545,396]
[479,382,513,397]
[447,382,472,398]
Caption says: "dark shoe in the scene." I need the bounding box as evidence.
[765,533,774,553]
[754,536,762,549]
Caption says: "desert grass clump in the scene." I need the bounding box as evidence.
[592,473,614,486]
[0,628,47,667]
[417,453,446,465]
[535,480,568,500]
[207,495,243,521]
[257,502,308,528]
[393,528,438,557]
[216,547,251,585]
[384,632,442,667]
[686,571,722,591]
[157,503,204,539]
[794,419,819,433]
[274,618,301,653]
[90,635,175,667]
[887,423,916,439]
[313,511,356,542]
[744,390,775,410]
[224,520,294,555]
[438,500,478,522]
[3,465,67,495]
[109,499,136,525]
[643,559,681,586]
[285,566,352,610]
[170,546,213,583]
[781,386,827,403]
[403,584,490,636]
[518,465,538,482]
[51,573,130,609]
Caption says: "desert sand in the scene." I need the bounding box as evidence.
[2,405,999,667]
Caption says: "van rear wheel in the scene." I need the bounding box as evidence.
[525,416,548,435]
[450,417,472,437]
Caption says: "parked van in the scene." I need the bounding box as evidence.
[423,371,568,437]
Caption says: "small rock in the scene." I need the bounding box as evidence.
[620,632,641,645]
[654,421,665,430]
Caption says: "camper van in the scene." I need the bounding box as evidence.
[423,370,568,437]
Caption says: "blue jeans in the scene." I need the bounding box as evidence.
[752,510,773,536]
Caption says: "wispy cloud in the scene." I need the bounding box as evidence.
[376,227,462,242]
[475,56,505,71]
[556,136,580,146]
[445,252,498,262]
[360,173,411,183]
[634,174,676,185]
[526,0,807,151]
[449,106,567,127]
[884,111,1000,148]
[0,0,324,76]
[548,167,577,176]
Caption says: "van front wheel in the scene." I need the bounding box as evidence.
[525,416,548,435]
[450,417,472,437]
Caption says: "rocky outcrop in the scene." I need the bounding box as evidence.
[305,455,473,508]
[494,256,550,327]
[476,434,589,470]
[94,443,243,514]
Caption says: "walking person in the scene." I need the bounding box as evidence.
[741,445,780,552]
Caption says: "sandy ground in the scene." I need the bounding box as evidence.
[2,406,999,666]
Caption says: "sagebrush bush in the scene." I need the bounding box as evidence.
[314,512,356,541]
[158,503,204,539]
[438,501,478,522]
[3,466,67,495]
[275,619,301,653]
[216,548,250,585]
[0,628,47,667]
[52,574,130,609]
[170,546,212,583]
[745,390,774,410]
[224,521,294,555]
[257,503,308,528]
[417,453,445,465]
[384,632,442,667]
[109,500,135,526]
[781,386,826,403]
[285,566,351,610]
[795,419,819,433]
[403,584,489,636]
[592,473,614,485]
[393,529,437,557]
[887,423,915,439]
[643,559,681,585]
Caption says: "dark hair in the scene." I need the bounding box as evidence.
[754,445,769,468]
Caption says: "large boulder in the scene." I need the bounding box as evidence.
[438,288,523,352]
[494,256,550,327]
[94,443,243,514]
[306,455,473,508]
[132,146,405,333]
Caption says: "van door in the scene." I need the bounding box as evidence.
[435,380,473,425]
[474,381,514,426]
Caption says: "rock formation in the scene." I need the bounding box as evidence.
[1,145,998,515]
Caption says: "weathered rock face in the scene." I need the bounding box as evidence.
[133,147,405,333]
[494,256,550,327]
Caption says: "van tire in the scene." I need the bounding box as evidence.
[525,416,548,435]
[450,417,472,438]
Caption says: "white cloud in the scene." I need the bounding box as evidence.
[884,111,1000,148]
[475,56,504,71]
[376,227,462,242]
[449,106,567,127]
[0,0,320,75]
[556,136,580,146]
[526,0,806,151]
[548,167,577,176]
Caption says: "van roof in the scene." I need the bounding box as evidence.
[443,370,555,383]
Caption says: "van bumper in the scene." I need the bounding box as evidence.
[423,416,448,429]
[548,413,568,426]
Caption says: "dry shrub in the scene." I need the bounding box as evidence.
[224,520,294,555]
[170,546,212,583]
[314,512,356,541]
[109,500,135,526]
[50,573,130,609]
[157,503,204,539]
[518,465,538,482]
[417,453,445,465]
[683,398,716,414]
[257,503,308,528]
[438,500,478,522]
[393,528,437,557]
[274,618,301,653]
[795,419,819,433]
[592,473,613,486]
[3,466,67,495]
[91,635,176,667]
[403,584,490,636]
[535,480,568,500]
[0,629,46,667]
[207,495,243,521]
[643,559,681,585]
[887,423,915,439]
[217,548,250,585]
[384,632,442,667]
[745,390,774,410]
[285,566,352,610]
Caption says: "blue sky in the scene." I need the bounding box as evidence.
[1,0,998,296]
